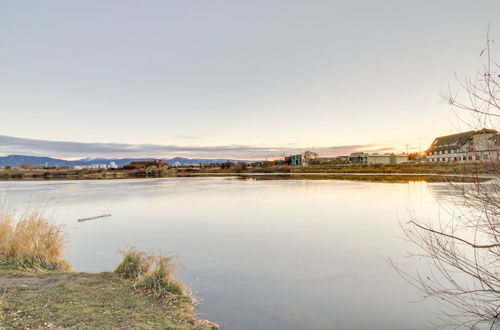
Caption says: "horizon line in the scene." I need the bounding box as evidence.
[0,135,399,160]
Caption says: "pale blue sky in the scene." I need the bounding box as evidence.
[1,1,499,158]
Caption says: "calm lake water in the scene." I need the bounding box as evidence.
[1,177,452,329]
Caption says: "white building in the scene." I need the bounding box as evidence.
[348,152,408,165]
[426,129,499,162]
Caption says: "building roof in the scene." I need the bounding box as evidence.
[426,129,498,152]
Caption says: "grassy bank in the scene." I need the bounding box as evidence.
[233,173,487,183]
[0,268,212,329]
[0,168,174,180]
[288,162,488,174]
[0,208,218,330]
[0,162,490,182]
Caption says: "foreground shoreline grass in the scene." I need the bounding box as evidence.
[0,209,218,330]
[0,266,217,329]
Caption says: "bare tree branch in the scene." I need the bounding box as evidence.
[394,31,500,329]
[408,220,500,249]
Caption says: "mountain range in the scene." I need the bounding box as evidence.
[0,155,251,167]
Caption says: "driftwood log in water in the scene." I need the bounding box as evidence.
[77,214,111,222]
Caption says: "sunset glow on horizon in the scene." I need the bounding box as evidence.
[1,1,499,159]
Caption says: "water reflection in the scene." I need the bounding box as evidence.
[0,178,452,329]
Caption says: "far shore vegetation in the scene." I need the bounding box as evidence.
[0,206,218,329]
[0,162,493,183]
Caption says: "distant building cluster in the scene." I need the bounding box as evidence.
[73,162,118,170]
[122,160,167,170]
[1,129,500,172]
[276,129,500,166]
[348,153,408,165]
[281,152,349,166]
[278,151,408,167]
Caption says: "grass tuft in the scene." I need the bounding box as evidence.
[0,206,69,271]
[115,249,185,297]
[137,256,184,296]
[114,248,151,279]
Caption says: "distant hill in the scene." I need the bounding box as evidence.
[0,155,251,167]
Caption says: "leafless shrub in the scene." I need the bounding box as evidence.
[395,31,500,329]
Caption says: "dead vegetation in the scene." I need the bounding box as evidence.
[0,211,217,329]
[394,34,500,328]
[0,205,69,271]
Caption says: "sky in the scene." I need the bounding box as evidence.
[1,1,499,159]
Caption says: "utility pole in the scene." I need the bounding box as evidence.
[418,139,422,164]
[405,144,409,155]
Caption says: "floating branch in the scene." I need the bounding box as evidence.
[77,214,111,223]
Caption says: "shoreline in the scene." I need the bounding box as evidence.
[0,264,219,329]
[0,168,492,183]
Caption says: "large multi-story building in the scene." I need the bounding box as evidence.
[425,129,499,163]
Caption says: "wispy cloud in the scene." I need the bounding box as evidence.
[0,135,391,159]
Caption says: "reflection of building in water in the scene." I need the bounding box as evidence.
[426,129,499,162]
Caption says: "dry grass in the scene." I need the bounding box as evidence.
[137,256,184,296]
[0,206,69,271]
[115,248,185,297]
[0,208,13,254]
